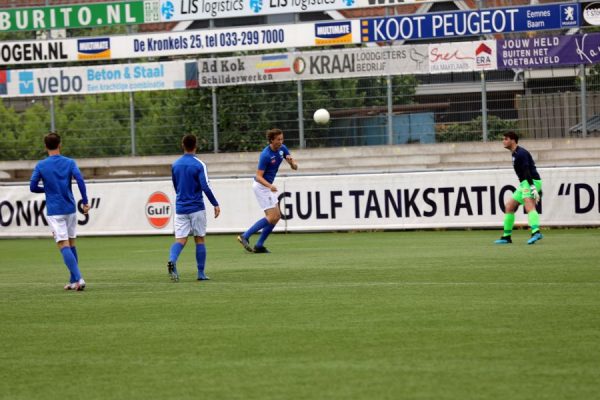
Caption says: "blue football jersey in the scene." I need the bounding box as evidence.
[256,144,290,184]
[30,155,88,216]
[171,154,219,215]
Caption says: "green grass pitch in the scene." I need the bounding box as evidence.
[1,230,599,400]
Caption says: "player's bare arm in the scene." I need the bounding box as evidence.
[214,206,221,218]
[286,155,298,170]
[82,204,91,214]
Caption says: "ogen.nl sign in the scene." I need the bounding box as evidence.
[0,1,159,32]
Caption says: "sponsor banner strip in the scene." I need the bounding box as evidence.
[427,40,497,74]
[360,3,580,42]
[1,60,197,98]
[0,3,583,66]
[156,0,446,23]
[0,20,361,65]
[1,167,599,237]
[0,0,450,31]
[4,33,600,97]
[198,44,429,87]
[0,1,159,32]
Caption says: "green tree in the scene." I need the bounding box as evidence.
[437,115,518,143]
[56,94,131,157]
[0,100,22,160]
[1,75,420,160]
[215,82,298,151]
[20,102,51,159]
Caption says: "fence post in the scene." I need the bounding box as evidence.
[294,14,305,149]
[212,86,219,153]
[46,0,56,133]
[297,80,305,148]
[387,76,393,145]
[477,0,488,142]
[481,70,488,142]
[208,20,219,153]
[49,97,56,132]
[129,92,136,156]
[580,64,587,137]
[126,25,136,156]
[385,7,393,145]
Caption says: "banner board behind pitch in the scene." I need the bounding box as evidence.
[1,167,599,237]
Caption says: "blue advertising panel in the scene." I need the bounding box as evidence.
[360,3,580,43]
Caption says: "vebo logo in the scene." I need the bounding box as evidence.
[146,191,172,229]
[18,69,83,95]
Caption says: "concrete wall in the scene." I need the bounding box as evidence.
[2,137,600,182]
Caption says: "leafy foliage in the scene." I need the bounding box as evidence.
[0,99,23,160]
[0,76,419,160]
[436,115,518,143]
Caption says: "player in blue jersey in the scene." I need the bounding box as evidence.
[29,132,90,291]
[237,128,298,253]
[167,134,220,282]
[495,131,543,245]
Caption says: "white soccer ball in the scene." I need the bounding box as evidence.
[313,108,330,125]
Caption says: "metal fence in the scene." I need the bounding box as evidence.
[0,65,595,161]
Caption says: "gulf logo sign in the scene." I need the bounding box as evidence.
[145,191,172,229]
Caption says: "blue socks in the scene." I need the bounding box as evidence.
[196,244,206,277]
[256,223,275,247]
[169,242,209,279]
[60,247,81,282]
[245,218,276,247]
[69,246,79,283]
[244,218,270,239]
[71,246,78,262]
[169,242,184,272]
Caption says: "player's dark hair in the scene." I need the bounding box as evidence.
[182,134,197,151]
[266,128,283,143]
[44,132,61,150]
[503,131,519,143]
